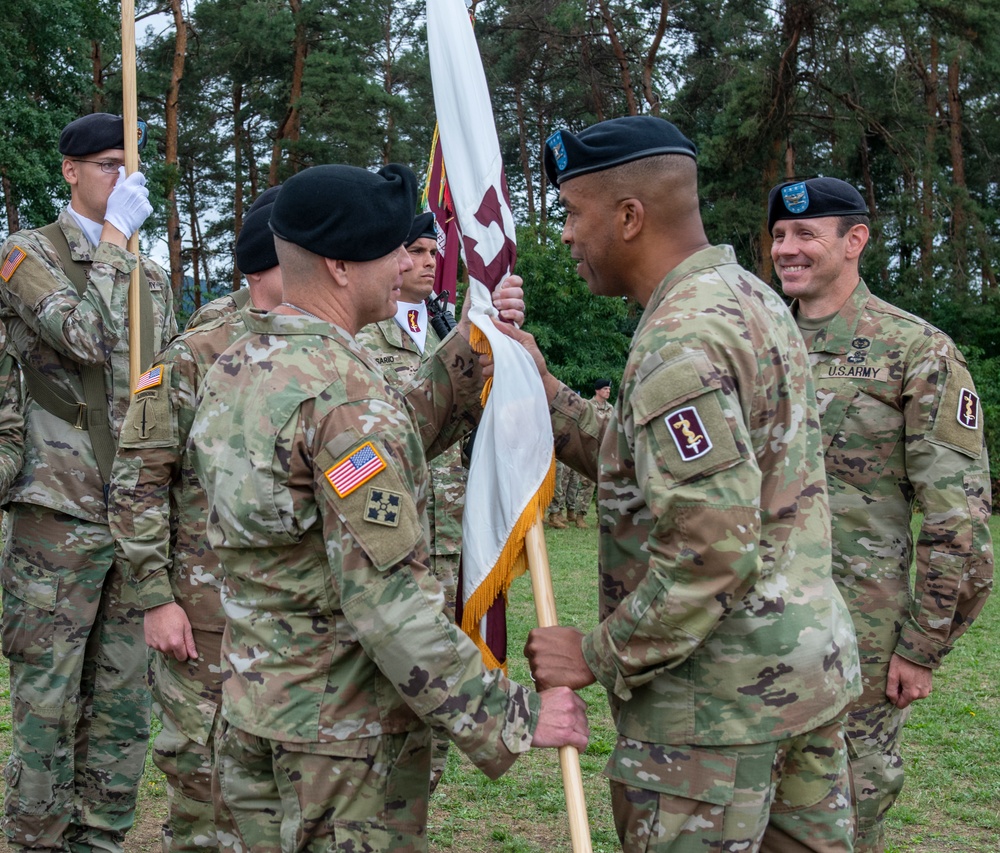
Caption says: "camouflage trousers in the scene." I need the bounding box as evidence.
[150,628,230,851]
[0,504,151,852]
[607,720,854,852]
[844,661,910,853]
[214,721,433,852]
[550,462,594,517]
[427,552,459,796]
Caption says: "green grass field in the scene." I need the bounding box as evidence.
[0,519,997,852]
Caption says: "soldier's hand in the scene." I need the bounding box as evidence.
[484,322,560,402]
[525,626,596,691]
[532,686,589,751]
[886,654,932,709]
[104,166,153,239]
[491,274,525,327]
[144,601,199,662]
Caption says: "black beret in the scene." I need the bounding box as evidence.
[248,185,282,215]
[269,164,418,261]
[767,177,868,235]
[59,113,147,156]
[594,379,611,390]
[406,212,436,247]
[544,116,697,187]
[235,205,279,274]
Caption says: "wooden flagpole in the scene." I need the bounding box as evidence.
[525,507,593,853]
[120,0,143,388]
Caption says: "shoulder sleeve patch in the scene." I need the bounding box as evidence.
[930,359,983,458]
[0,246,27,282]
[317,438,422,572]
[119,363,176,449]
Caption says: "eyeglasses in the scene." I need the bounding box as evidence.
[72,159,145,174]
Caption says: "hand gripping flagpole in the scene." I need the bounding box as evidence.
[120,0,143,388]
[526,507,594,853]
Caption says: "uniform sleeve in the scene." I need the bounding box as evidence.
[313,400,539,778]
[895,349,994,668]
[402,328,484,459]
[580,345,763,699]
[550,384,604,482]
[0,351,24,498]
[0,232,135,364]
[109,344,196,609]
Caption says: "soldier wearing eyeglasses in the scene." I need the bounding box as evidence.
[0,112,176,852]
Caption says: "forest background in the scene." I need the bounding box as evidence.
[3,0,999,483]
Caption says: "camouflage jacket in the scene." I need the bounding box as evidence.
[357,317,465,556]
[551,245,860,747]
[0,321,24,499]
[795,280,993,669]
[189,310,536,776]
[0,207,176,523]
[109,309,250,630]
[184,288,250,331]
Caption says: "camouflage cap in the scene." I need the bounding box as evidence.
[544,116,697,187]
[767,177,868,234]
[59,113,147,156]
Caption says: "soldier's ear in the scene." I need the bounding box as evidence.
[62,158,79,187]
[619,197,644,243]
[844,223,869,261]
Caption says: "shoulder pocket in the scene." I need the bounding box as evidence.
[634,348,744,485]
[317,432,423,572]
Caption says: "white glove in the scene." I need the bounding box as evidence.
[104,166,153,238]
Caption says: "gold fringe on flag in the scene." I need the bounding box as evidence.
[460,452,557,671]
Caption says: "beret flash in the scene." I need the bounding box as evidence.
[406,212,437,247]
[59,113,147,157]
[269,164,418,261]
[544,115,697,187]
[235,205,279,274]
[767,177,868,234]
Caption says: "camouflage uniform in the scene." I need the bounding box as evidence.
[109,308,250,851]
[190,311,539,852]
[0,207,176,851]
[793,280,994,852]
[571,396,612,522]
[184,289,250,331]
[550,245,861,852]
[357,316,466,794]
[0,320,25,498]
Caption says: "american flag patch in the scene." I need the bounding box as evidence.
[0,246,27,282]
[325,442,386,498]
[134,365,164,394]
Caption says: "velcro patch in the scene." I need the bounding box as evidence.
[957,388,980,430]
[325,441,386,498]
[0,246,27,282]
[664,405,713,461]
[134,364,164,393]
[364,487,403,527]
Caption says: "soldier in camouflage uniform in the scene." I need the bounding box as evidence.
[108,191,283,852]
[768,177,994,853]
[569,379,613,529]
[519,116,861,852]
[189,163,587,852]
[0,113,176,852]
[0,319,25,498]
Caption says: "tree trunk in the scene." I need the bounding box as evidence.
[641,1,670,115]
[381,5,395,165]
[91,40,105,112]
[165,0,188,306]
[947,48,967,290]
[186,168,202,313]
[919,36,939,283]
[514,85,536,229]
[2,171,19,235]
[596,0,638,115]
[269,0,307,184]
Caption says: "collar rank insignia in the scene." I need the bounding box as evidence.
[325,441,386,498]
[665,405,713,461]
[407,309,421,333]
[1,246,27,282]
[957,388,980,430]
[364,488,402,527]
[134,364,164,393]
[781,182,809,214]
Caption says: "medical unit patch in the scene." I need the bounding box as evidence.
[957,388,980,430]
[326,442,386,498]
[665,406,713,461]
